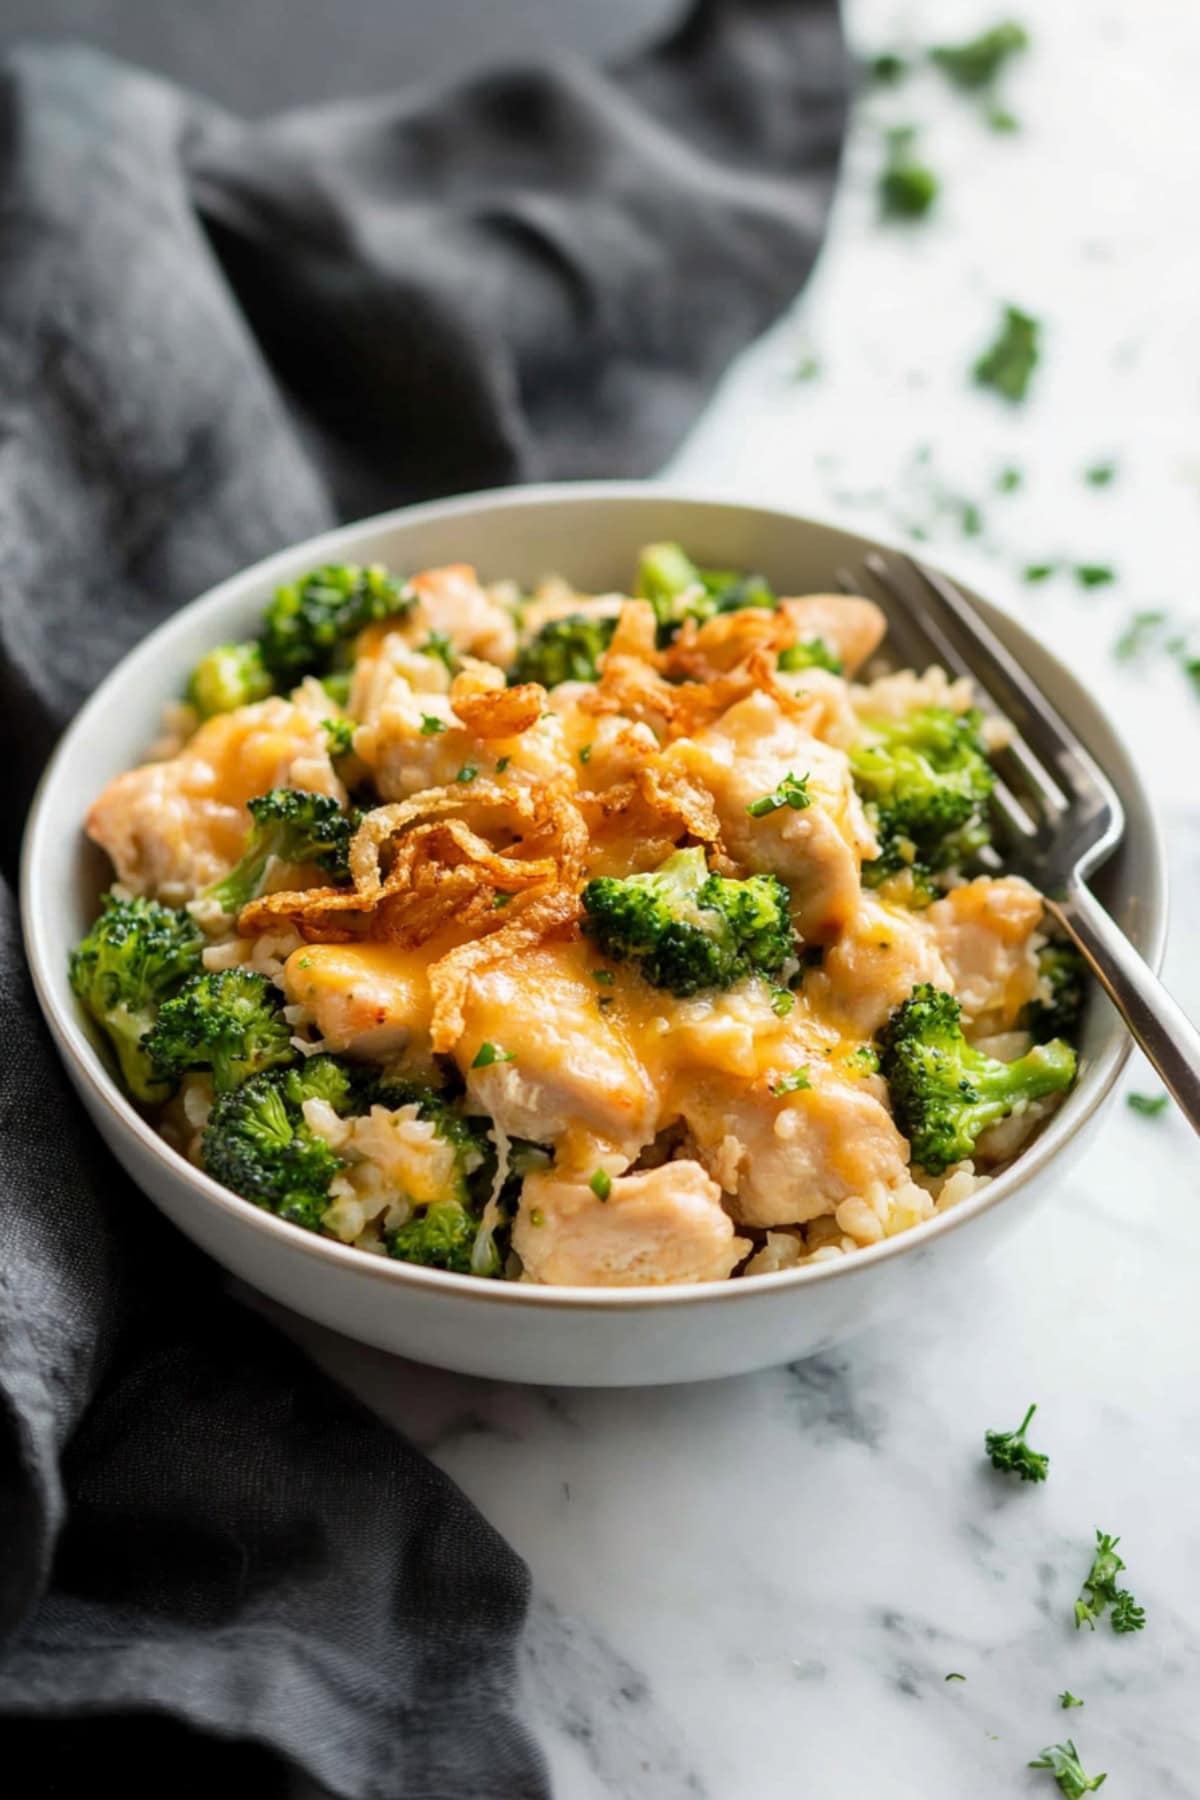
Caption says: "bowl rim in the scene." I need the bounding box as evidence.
[21,479,1169,1313]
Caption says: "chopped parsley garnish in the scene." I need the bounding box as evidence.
[1023,561,1058,583]
[1059,1692,1084,1710]
[529,1206,545,1228]
[772,1067,811,1096]
[419,714,446,735]
[1084,461,1117,487]
[496,756,511,772]
[769,986,795,1018]
[931,20,1029,90]
[973,304,1040,403]
[579,744,592,764]
[422,630,456,669]
[456,764,479,784]
[1074,1529,1146,1633]
[1127,1091,1168,1116]
[322,717,355,758]
[1114,609,1165,660]
[879,126,939,220]
[493,892,514,909]
[589,1169,612,1201]
[984,1402,1048,1482]
[747,771,812,817]
[592,969,615,985]
[1074,564,1115,589]
[1028,1740,1106,1795]
[472,1042,516,1068]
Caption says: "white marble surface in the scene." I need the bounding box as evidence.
[286,3,1200,1793]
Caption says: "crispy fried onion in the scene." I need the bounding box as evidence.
[238,779,588,948]
[448,669,546,738]
[578,755,735,875]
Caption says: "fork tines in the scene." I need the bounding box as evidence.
[836,553,1122,856]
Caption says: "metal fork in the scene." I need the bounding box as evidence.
[838,551,1200,1133]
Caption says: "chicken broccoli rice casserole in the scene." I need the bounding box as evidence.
[72,545,1085,1287]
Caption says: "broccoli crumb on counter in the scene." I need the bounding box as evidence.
[984,1401,1049,1482]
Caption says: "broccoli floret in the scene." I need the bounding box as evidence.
[1024,941,1087,1042]
[387,1200,477,1273]
[879,983,1077,1173]
[186,641,274,718]
[634,542,776,644]
[510,613,617,687]
[201,1055,356,1230]
[145,969,296,1093]
[260,562,415,684]
[581,845,795,997]
[366,1080,501,1276]
[204,788,355,916]
[69,893,205,1101]
[851,706,995,894]
[777,638,844,675]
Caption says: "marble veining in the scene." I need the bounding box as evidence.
[280,0,1200,1791]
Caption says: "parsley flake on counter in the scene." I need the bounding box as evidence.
[931,20,1029,90]
[1029,1740,1106,1795]
[984,1402,1049,1482]
[973,304,1041,402]
[987,105,1019,132]
[1074,1529,1146,1633]
[1127,1091,1169,1116]
[1059,1692,1084,1710]
[472,1042,516,1069]
[589,1169,612,1201]
[944,1672,966,1682]
[793,350,822,383]
[1084,461,1117,487]
[1074,564,1115,590]
[995,466,1023,493]
[747,771,812,817]
[1023,561,1058,583]
[1114,609,1165,660]
[419,714,446,735]
[870,50,909,84]
[879,126,940,220]
[772,1067,811,1096]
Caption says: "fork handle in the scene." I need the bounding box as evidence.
[1046,882,1200,1134]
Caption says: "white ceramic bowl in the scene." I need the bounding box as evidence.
[21,484,1166,1386]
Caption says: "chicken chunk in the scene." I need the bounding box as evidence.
[805,895,953,1039]
[514,1160,749,1286]
[682,1066,912,1229]
[353,670,571,802]
[86,696,344,904]
[667,690,876,940]
[409,563,517,668]
[924,876,1044,1034]
[282,939,440,1062]
[457,941,658,1161]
